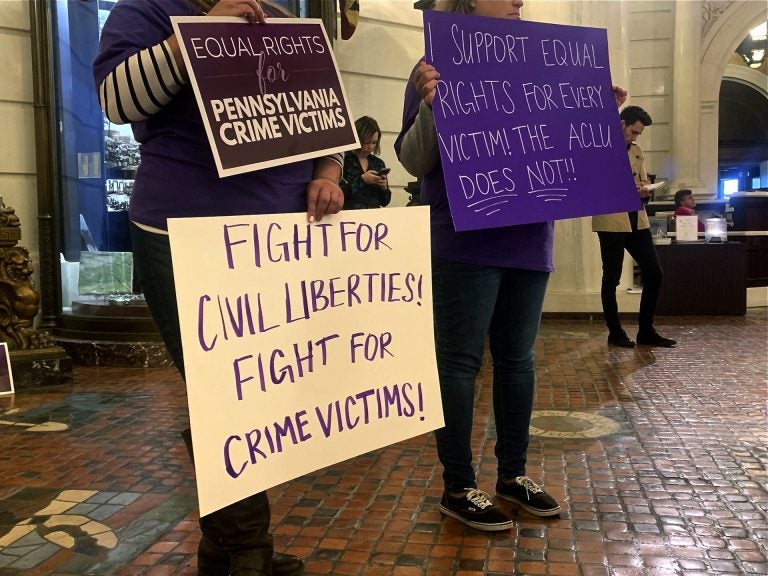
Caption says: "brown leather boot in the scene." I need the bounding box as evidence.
[272,552,304,576]
[197,533,304,576]
[197,531,303,576]
[182,430,303,576]
[197,532,228,575]
[204,493,271,576]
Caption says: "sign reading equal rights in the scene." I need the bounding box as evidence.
[424,10,642,231]
[168,208,442,515]
[172,17,359,177]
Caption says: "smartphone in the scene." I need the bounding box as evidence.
[377,167,391,176]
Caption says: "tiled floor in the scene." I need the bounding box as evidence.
[0,313,766,576]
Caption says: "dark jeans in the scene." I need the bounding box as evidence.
[130,223,271,535]
[431,257,549,493]
[130,224,185,376]
[597,229,663,333]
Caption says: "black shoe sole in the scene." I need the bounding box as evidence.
[495,493,562,517]
[198,556,303,576]
[274,560,304,576]
[439,505,514,531]
[608,339,635,348]
[636,337,676,347]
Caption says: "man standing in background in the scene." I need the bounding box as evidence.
[592,106,677,349]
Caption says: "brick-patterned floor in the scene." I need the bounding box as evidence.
[0,313,766,575]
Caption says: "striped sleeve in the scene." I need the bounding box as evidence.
[323,153,344,168]
[98,40,186,125]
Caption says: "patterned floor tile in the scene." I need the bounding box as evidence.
[0,313,765,575]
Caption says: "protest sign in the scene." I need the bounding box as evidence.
[168,207,442,515]
[0,343,13,397]
[423,10,642,231]
[172,17,359,177]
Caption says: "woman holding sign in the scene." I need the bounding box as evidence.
[395,0,559,533]
[396,0,627,532]
[94,0,342,574]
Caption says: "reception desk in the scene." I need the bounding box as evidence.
[655,241,746,315]
[729,192,768,287]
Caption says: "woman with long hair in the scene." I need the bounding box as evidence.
[343,116,392,209]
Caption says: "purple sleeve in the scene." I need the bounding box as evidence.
[93,0,185,88]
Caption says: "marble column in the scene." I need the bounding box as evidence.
[671,1,708,197]
[525,1,636,311]
[570,0,630,90]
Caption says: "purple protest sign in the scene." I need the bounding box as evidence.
[172,17,359,177]
[423,10,641,231]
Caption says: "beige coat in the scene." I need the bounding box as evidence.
[592,142,650,232]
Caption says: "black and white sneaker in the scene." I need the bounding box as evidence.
[496,476,561,517]
[439,488,513,532]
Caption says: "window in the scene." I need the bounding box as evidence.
[38,0,339,351]
[722,178,740,197]
[50,0,328,316]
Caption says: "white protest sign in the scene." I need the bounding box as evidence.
[168,207,442,515]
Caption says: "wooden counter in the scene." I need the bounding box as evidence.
[729,192,768,287]
[655,241,746,315]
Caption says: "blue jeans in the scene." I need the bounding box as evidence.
[431,257,549,493]
[131,225,274,543]
[130,223,185,377]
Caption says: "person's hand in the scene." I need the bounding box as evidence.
[208,0,267,23]
[306,177,343,223]
[638,185,651,199]
[613,85,627,108]
[414,61,440,107]
[361,169,385,186]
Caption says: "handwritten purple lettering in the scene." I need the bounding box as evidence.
[222,221,392,269]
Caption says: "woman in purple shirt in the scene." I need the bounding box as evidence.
[395,0,560,533]
[94,0,342,574]
[397,0,627,533]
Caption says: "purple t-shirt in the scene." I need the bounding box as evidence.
[395,64,554,272]
[93,0,312,230]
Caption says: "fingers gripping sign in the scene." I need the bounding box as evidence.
[208,0,267,24]
[307,177,343,224]
[414,61,440,107]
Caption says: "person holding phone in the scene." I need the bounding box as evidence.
[343,116,392,209]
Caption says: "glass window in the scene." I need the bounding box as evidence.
[52,0,135,314]
[50,0,319,316]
